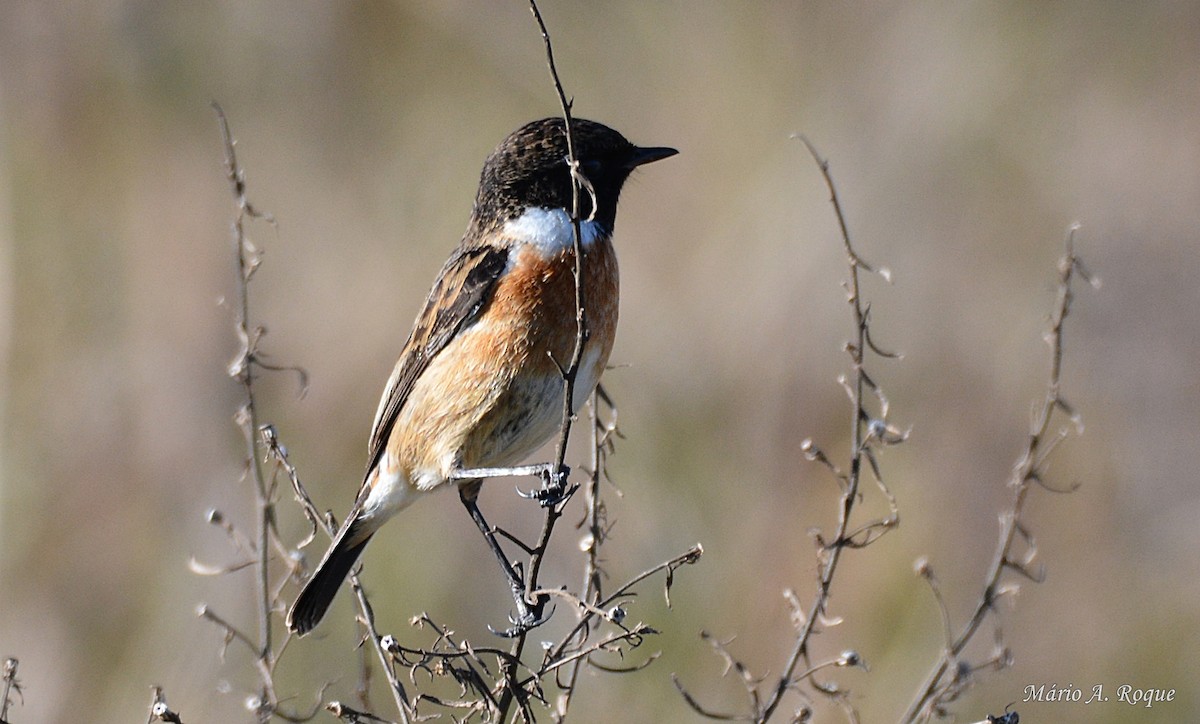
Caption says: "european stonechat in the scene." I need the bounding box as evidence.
[287,118,676,635]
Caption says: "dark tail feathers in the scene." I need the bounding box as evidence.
[287,519,373,636]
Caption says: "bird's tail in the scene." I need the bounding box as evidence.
[287,517,374,636]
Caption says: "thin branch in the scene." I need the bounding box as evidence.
[673,672,758,722]
[494,1,589,718]
[756,137,899,722]
[263,418,413,722]
[555,392,609,718]
[213,102,278,721]
[208,104,410,724]
[261,424,321,548]
[900,226,1094,723]
[198,603,260,657]
[526,625,658,686]
[680,137,900,722]
[147,685,185,724]
[326,701,394,723]
[544,544,704,668]
[351,579,414,722]
[528,0,588,489]
[2,658,21,722]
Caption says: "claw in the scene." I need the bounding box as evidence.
[515,465,576,507]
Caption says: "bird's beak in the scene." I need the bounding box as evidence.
[626,145,679,168]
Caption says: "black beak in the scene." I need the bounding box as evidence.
[626,145,679,168]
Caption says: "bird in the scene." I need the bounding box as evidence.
[286,117,676,636]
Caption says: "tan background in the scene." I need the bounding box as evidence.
[1,2,1196,722]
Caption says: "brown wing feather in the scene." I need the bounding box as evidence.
[364,244,510,480]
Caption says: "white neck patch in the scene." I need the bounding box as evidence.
[503,207,604,255]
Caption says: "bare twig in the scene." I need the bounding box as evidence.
[755,138,900,720]
[349,580,414,722]
[672,671,758,722]
[204,104,411,724]
[900,226,1094,723]
[211,101,280,723]
[544,544,703,663]
[373,535,695,721]
[2,658,21,722]
[197,603,259,658]
[554,391,612,718]
[676,137,903,722]
[261,422,413,722]
[147,685,185,724]
[490,1,590,718]
[326,701,394,723]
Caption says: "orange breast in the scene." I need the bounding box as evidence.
[390,236,619,488]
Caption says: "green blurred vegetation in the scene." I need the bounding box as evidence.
[1,1,1197,722]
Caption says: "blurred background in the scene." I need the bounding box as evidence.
[1,1,1197,722]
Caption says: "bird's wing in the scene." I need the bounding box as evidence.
[363,243,510,480]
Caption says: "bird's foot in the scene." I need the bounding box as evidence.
[488,592,554,638]
[516,463,575,508]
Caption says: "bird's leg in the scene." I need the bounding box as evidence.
[448,463,576,508]
[448,463,555,480]
[457,482,550,636]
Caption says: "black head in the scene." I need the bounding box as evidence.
[471,117,676,233]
